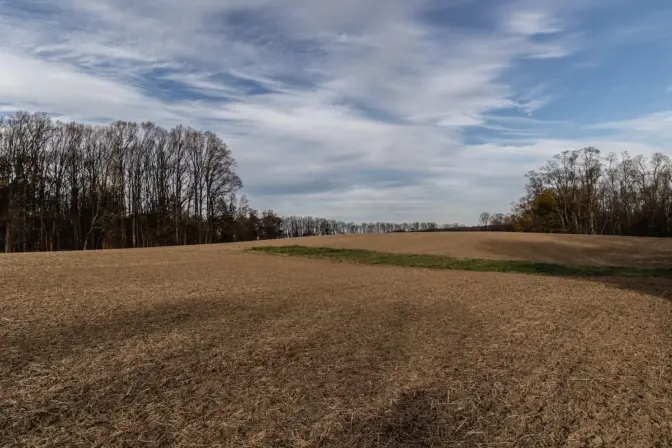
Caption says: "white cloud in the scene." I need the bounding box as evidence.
[588,112,672,137]
[159,73,242,99]
[1,0,661,224]
[514,83,557,115]
[0,50,181,124]
[504,10,563,36]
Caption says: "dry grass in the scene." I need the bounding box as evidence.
[1,233,672,447]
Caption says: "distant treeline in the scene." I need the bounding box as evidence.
[279,217,466,238]
[414,225,514,233]
[2,112,670,253]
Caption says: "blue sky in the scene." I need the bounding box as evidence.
[1,0,671,224]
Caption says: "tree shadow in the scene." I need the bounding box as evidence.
[1,295,289,376]
[478,237,672,301]
[2,294,460,446]
[340,385,487,447]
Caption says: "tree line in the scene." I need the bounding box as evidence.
[3,112,670,254]
[280,217,467,237]
[0,112,464,253]
[482,147,672,237]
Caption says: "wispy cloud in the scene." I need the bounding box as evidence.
[503,10,563,36]
[0,0,670,223]
[587,112,672,142]
[513,83,557,115]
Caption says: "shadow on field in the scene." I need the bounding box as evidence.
[343,385,487,447]
[479,235,672,267]
[479,238,672,301]
[3,294,482,446]
[1,296,289,375]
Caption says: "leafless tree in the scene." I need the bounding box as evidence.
[479,212,491,230]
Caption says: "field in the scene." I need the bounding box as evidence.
[1,233,671,447]
[248,231,672,267]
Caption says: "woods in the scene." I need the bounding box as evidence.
[0,112,283,252]
[503,147,672,237]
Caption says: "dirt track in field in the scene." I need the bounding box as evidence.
[246,231,672,268]
[1,234,672,447]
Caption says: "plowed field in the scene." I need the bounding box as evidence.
[1,233,671,447]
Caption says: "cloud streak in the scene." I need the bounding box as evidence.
[0,0,670,223]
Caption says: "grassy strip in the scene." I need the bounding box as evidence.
[250,245,672,279]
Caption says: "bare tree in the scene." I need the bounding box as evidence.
[479,212,491,230]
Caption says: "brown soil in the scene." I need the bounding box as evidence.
[1,235,671,447]
[247,232,672,268]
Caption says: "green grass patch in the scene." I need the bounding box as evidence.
[249,245,672,279]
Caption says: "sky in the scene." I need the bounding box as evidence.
[1,0,672,224]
